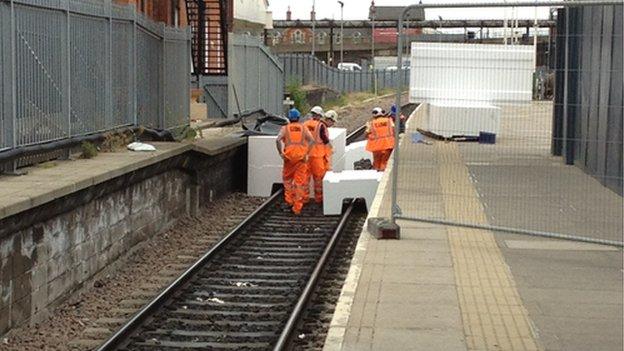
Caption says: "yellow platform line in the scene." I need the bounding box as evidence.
[436,142,541,351]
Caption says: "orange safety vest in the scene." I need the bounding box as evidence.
[282,122,308,161]
[303,119,326,157]
[366,117,395,152]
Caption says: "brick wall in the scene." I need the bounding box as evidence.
[0,170,190,334]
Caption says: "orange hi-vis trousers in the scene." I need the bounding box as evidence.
[283,158,308,214]
[372,149,392,171]
[307,156,326,203]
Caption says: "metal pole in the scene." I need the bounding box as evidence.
[371,4,377,95]
[395,215,624,248]
[391,10,405,225]
[339,1,344,66]
[311,0,316,57]
[561,7,570,163]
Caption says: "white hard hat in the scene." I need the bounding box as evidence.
[310,106,324,116]
[324,110,338,122]
[372,107,385,117]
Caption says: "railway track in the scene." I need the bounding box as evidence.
[96,130,368,351]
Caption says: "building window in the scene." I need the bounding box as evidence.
[352,32,362,44]
[292,30,304,44]
[272,31,282,45]
[317,32,327,45]
[139,0,146,12]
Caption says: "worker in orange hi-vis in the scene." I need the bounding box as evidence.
[276,108,315,215]
[365,107,395,171]
[303,106,330,204]
[322,110,338,171]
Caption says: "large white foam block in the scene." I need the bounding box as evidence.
[343,140,372,170]
[247,127,347,197]
[323,170,382,215]
[410,42,534,104]
[329,128,347,171]
[423,102,501,138]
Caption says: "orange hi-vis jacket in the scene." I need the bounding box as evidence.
[303,119,326,157]
[366,117,395,152]
[282,123,308,161]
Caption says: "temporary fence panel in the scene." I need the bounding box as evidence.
[392,2,623,246]
[0,0,191,166]
[228,34,284,117]
[279,54,410,94]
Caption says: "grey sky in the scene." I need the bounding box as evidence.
[269,0,551,21]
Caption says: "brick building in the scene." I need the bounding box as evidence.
[114,0,188,27]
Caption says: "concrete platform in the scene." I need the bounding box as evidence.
[324,102,622,351]
[0,136,245,221]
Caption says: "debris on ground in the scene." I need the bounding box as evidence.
[127,142,156,152]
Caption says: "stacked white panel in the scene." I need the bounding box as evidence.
[410,42,534,104]
[425,102,501,138]
[247,128,347,197]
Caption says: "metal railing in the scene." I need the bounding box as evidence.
[391,0,623,247]
[0,0,191,159]
[280,53,410,93]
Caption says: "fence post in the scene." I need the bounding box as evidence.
[160,25,165,129]
[132,7,138,126]
[5,0,17,153]
[107,1,113,130]
[64,0,71,138]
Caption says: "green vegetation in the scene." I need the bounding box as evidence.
[80,141,98,159]
[286,79,309,112]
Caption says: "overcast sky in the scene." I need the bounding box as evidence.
[269,0,552,21]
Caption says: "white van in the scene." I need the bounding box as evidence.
[337,63,362,71]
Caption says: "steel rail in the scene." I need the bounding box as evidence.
[273,200,356,350]
[96,189,283,351]
[97,124,367,350]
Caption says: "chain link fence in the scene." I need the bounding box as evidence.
[392,1,623,246]
[0,0,190,157]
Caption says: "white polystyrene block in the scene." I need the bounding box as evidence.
[422,102,501,138]
[328,127,346,162]
[323,170,383,215]
[409,42,534,104]
[247,128,347,197]
[343,141,372,170]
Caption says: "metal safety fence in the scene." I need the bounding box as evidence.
[279,53,410,93]
[201,34,284,119]
[0,0,191,155]
[391,1,623,247]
